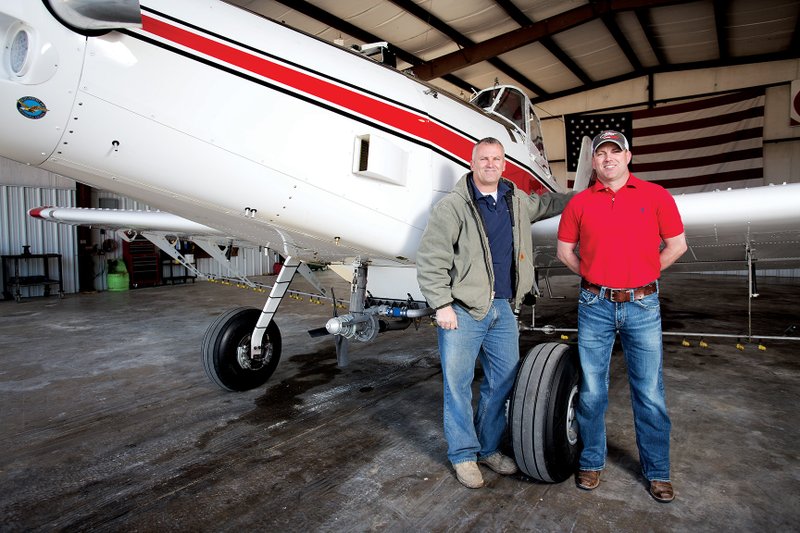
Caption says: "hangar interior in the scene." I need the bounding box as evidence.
[1,1,800,531]
[1,0,799,295]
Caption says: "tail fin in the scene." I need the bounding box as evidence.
[573,136,593,192]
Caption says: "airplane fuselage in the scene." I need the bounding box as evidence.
[0,0,561,273]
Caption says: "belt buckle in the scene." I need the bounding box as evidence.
[608,289,629,302]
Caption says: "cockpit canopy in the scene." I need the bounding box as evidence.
[470,85,547,168]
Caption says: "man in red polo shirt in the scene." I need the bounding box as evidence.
[556,130,687,503]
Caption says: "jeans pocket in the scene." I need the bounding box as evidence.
[633,292,660,310]
[579,288,599,306]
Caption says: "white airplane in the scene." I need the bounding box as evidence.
[2,0,799,484]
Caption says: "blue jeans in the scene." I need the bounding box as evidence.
[576,286,671,481]
[438,300,520,465]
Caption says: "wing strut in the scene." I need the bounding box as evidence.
[141,232,206,281]
[191,237,254,287]
[746,244,759,342]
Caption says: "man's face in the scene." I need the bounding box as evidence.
[471,142,506,192]
[592,142,632,184]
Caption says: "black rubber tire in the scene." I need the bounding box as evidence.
[202,307,282,392]
[510,342,580,483]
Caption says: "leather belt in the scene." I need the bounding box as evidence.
[581,279,657,303]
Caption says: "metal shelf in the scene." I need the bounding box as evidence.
[2,249,64,302]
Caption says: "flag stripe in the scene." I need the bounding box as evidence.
[633,106,763,138]
[633,148,763,173]
[632,89,763,120]
[636,158,761,181]
[635,136,762,166]
[633,127,762,155]
[644,168,764,189]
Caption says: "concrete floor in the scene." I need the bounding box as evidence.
[1,270,798,532]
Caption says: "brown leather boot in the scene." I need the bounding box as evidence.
[576,469,601,490]
[650,480,675,503]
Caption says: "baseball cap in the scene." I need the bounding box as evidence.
[591,130,629,152]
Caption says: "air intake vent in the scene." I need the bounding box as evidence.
[353,134,408,186]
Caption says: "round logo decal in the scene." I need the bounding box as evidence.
[16,96,48,119]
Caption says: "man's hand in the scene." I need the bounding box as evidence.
[436,305,458,330]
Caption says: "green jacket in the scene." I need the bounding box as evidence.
[416,173,572,320]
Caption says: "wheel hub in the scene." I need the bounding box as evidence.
[236,334,271,370]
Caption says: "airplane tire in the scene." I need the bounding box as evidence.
[202,307,282,392]
[510,342,580,483]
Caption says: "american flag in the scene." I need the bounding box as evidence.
[565,89,765,192]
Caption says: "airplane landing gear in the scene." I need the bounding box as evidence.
[202,307,282,391]
[510,342,580,483]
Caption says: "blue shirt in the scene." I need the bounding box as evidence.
[471,178,514,299]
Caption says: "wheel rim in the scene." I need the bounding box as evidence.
[236,334,272,371]
[566,383,579,446]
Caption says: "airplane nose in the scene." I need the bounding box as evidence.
[0,3,86,165]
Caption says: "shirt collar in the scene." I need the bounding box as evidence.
[470,176,510,200]
[591,173,641,192]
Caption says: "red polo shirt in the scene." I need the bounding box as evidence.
[557,174,684,288]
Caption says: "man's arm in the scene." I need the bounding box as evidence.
[416,203,459,311]
[528,191,576,222]
[660,232,688,270]
[417,203,461,329]
[556,239,581,276]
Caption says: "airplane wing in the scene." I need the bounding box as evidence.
[532,182,800,272]
[29,207,225,238]
[29,206,272,287]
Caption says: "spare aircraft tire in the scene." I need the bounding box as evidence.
[202,307,281,391]
[510,342,580,482]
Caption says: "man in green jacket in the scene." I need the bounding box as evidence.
[417,137,572,488]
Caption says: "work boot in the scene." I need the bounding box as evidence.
[478,452,518,475]
[650,480,675,503]
[453,461,484,489]
[576,469,601,490]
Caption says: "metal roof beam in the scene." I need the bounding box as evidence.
[386,0,548,98]
[493,0,592,85]
[713,0,729,60]
[411,0,697,81]
[792,11,800,55]
[602,13,642,71]
[635,8,668,66]
[531,51,800,104]
[267,0,477,93]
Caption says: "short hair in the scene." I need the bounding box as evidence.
[472,137,505,160]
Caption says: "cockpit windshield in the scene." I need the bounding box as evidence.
[471,86,526,132]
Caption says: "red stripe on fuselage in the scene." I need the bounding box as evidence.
[139,14,544,194]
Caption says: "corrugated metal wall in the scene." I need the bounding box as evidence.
[2,155,270,299]
[1,185,78,298]
[2,185,271,297]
